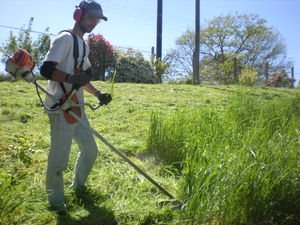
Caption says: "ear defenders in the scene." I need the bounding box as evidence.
[73,1,88,22]
[73,6,83,22]
[73,1,107,22]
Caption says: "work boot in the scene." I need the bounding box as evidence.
[48,204,67,215]
[74,185,88,198]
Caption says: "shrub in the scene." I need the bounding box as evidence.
[152,58,169,83]
[111,48,160,84]
[265,69,295,87]
[239,67,258,86]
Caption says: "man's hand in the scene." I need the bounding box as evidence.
[95,91,112,105]
[65,73,90,86]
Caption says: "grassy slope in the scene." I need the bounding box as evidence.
[0,81,299,225]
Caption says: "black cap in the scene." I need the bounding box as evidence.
[79,0,107,21]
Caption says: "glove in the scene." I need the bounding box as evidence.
[84,67,99,81]
[65,73,90,86]
[95,91,112,105]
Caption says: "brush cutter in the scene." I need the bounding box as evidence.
[5,49,182,209]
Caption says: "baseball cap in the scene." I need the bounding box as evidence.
[80,0,108,21]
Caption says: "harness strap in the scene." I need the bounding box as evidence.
[59,29,86,71]
[81,41,86,69]
[60,82,67,93]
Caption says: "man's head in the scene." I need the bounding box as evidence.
[73,0,107,33]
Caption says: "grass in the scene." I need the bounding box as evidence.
[147,90,300,224]
[0,80,299,224]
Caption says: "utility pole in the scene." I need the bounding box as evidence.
[193,0,200,84]
[151,46,155,64]
[265,61,269,80]
[156,0,163,60]
[233,57,238,83]
[291,67,295,88]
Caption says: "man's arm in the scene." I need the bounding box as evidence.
[40,61,68,82]
[84,82,112,105]
[40,61,90,86]
[84,82,98,95]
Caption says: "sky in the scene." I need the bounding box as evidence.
[0,0,299,81]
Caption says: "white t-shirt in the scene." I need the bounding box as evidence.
[44,31,91,114]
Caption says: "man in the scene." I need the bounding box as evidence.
[40,0,111,213]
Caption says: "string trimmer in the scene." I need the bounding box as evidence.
[5,49,182,209]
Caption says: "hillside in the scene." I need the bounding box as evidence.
[0,81,299,225]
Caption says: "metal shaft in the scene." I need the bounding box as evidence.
[30,78,177,200]
[68,110,176,200]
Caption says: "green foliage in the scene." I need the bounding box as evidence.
[239,67,258,86]
[0,31,18,61]
[112,48,160,83]
[153,58,169,83]
[0,17,50,69]
[32,27,51,68]
[148,92,300,224]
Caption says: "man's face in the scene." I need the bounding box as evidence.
[79,12,101,33]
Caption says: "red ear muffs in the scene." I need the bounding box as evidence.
[73,8,83,22]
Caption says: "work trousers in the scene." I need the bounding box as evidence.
[46,113,98,208]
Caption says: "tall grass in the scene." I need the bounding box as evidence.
[0,141,46,225]
[147,91,300,224]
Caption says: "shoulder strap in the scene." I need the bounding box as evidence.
[57,30,86,93]
[59,30,79,69]
[80,41,86,69]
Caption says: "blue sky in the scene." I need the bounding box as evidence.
[0,0,299,81]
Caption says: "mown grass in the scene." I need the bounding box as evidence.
[0,80,299,224]
[147,90,300,224]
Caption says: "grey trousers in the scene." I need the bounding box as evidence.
[46,113,98,208]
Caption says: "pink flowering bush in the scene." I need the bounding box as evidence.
[87,34,115,80]
[265,70,295,87]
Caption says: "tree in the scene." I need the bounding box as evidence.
[0,17,50,70]
[0,17,50,71]
[32,27,51,68]
[165,29,194,80]
[167,13,291,84]
[87,34,115,81]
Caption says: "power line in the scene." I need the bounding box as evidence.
[0,25,55,36]
[0,24,155,54]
